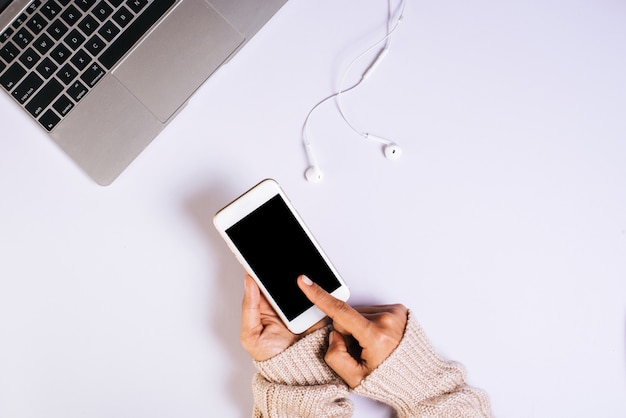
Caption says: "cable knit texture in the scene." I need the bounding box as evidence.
[353,313,492,417]
[252,326,353,417]
[251,312,492,417]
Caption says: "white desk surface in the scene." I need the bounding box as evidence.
[1,1,625,416]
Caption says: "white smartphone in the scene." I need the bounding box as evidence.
[213,179,350,334]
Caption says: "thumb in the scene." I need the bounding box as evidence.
[325,331,365,388]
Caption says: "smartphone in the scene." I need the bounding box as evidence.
[213,179,350,334]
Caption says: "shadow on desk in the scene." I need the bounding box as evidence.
[184,182,254,417]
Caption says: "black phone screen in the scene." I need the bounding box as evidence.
[226,194,341,320]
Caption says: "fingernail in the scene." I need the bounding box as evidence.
[301,275,313,286]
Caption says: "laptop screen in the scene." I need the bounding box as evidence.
[0,0,12,14]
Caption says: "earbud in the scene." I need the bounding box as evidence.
[304,141,324,183]
[384,143,403,160]
[305,165,324,183]
[365,133,403,161]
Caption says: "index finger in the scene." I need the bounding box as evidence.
[297,275,371,339]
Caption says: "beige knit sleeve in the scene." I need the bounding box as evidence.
[352,312,493,417]
[251,326,353,418]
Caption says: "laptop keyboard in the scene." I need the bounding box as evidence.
[0,0,175,132]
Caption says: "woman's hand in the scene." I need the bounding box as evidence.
[240,275,299,361]
[240,274,328,361]
[297,275,408,388]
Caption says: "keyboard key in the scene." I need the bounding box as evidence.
[56,63,78,84]
[26,13,48,35]
[67,79,88,101]
[61,5,83,26]
[12,14,28,28]
[0,61,5,73]
[109,0,124,7]
[100,0,175,69]
[14,28,34,49]
[112,6,133,28]
[85,34,105,56]
[93,1,113,22]
[36,57,58,78]
[1,28,14,43]
[50,43,71,64]
[41,0,62,20]
[81,62,104,87]
[98,21,120,42]
[25,77,63,116]
[12,72,43,104]
[78,14,99,36]
[19,47,41,69]
[70,49,91,70]
[47,19,68,40]
[1,42,20,62]
[53,94,74,116]
[64,29,86,50]
[39,109,61,131]
[0,62,27,91]
[34,33,54,54]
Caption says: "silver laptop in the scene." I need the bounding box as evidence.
[0,0,287,185]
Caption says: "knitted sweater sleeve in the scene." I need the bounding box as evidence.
[251,326,353,418]
[352,312,493,417]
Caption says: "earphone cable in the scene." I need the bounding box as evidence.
[302,81,362,150]
[335,0,406,139]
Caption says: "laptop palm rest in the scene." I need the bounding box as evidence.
[51,75,163,186]
[113,0,245,122]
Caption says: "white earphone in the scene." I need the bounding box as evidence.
[302,0,407,183]
[365,133,403,161]
[304,141,324,183]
